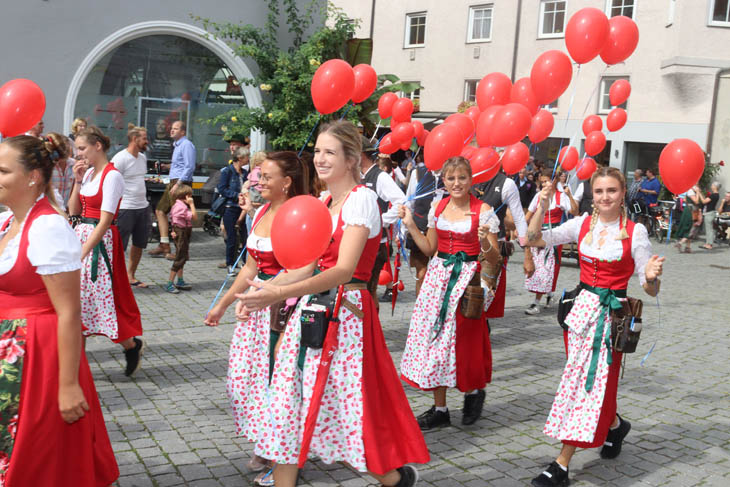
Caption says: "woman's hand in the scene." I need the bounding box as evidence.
[236,279,281,311]
[477,224,492,241]
[72,159,89,183]
[399,205,415,228]
[235,300,252,322]
[538,184,552,211]
[645,255,665,282]
[58,383,89,424]
[523,248,535,277]
[204,304,225,327]
[80,243,91,262]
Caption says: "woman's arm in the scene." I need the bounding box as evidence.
[80,211,114,261]
[642,255,664,297]
[42,270,89,424]
[67,163,87,215]
[204,254,259,325]
[564,186,579,216]
[238,225,370,310]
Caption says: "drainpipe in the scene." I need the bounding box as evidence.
[370,0,376,39]
[510,0,522,82]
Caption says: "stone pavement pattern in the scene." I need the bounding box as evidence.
[86,230,730,486]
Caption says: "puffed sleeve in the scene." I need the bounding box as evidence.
[27,214,82,274]
[427,202,437,228]
[479,208,500,233]
[341,187,381,238]
[527,193,540,213]
[101,170,125,214]
[631,223,652,286]
[543,214,586,247]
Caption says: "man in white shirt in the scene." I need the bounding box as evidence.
[112,124,151,288]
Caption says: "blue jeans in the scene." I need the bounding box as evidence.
[222,206,245,266]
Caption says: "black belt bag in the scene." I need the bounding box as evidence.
[300,291,337,349]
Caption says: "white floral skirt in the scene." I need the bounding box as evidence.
[525,245,561,294]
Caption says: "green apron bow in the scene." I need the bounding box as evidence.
[89,236,113,283]
[432,251,477,341]
[584,286,623,392]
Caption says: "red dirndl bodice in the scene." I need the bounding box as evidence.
[578,216,636,290]
[247,203,284,276]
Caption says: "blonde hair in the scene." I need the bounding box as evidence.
[318,120,362,182]
[126,123,147,142]
[441,156,472,178]
[77,126,111,152]
[250,151,267,171]
[71,118,87,135]
[582,166,629,245]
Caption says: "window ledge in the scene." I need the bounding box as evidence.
[466,39,492,44]
[537,33,565,40]
[404,44,426,49]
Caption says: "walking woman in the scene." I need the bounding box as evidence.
[0,136,118,485]
[204,151,316,484]
[523,170,577,316]
[218,146,249,275]
[68,126,144,376]
[674,185,702,253]
[399,157,501,429]
[238,121,429,487]
[526,167,664,487]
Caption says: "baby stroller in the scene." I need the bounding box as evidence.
[715,212,730,245]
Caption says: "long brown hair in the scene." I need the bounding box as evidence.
[265,151,321,197]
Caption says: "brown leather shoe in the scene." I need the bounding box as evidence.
[148,243,170,257]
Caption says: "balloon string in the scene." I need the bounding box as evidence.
[373,132,388,151]
[298,115,321,157]
[339,103,353,120]
[641,277,662,366]
[369,120,381,142]
[206,244,248,315]
[552,64,582,180]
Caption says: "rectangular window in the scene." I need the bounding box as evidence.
[710,0,730,25]
[464,79,479,102]
[606,0,635,19]
[599,76,629,114]
[401,84,421,102]
[405,12,427,47]
[539,0,567,38]
[468,5,494,42]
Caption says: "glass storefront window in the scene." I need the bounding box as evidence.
[74,34,246,178]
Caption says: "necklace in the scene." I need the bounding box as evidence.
[328,193,347,209]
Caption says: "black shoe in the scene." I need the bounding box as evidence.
[461,389,486,425]
[416,406,450,430]
[124,337,145,377]
[393,465,419,487]
[379,289,393,303]
[531,461,570,487]
[600,415,631,459]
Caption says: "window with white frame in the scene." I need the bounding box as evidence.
[405,12,427,47]
[538,0,567,38]
[606,0,635,19]
[401,84,421,102]
[710,0,730,25]
[468,5,494,42]
[464,79,479,102]
[598,76,629,114]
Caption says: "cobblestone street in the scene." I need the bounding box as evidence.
[86,230,730,487]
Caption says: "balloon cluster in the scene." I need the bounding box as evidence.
[310,60,378,115]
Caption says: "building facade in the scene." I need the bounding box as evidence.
[334,0,730,190]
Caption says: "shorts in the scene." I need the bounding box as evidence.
[118,206,150,250]
[406,236,429,269]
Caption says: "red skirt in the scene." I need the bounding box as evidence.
[485,256,508,319]
[360,291,431,474]
[6,312,119,486]
[551,245,563,293]
[110,225,143,343]
[561,330,622,449]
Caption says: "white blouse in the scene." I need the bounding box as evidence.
[321,187,381,239]
[80,166,125,214]
[427,201,501,235]
[528,191,573,214]
[0,200,82,276]
[247,205,273,252]
[543,213,652,285]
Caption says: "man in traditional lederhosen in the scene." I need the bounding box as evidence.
[360,137,406,308]
[472,171,528,319]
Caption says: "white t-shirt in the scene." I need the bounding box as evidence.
[80,166,125,215]
[111,149,148,210]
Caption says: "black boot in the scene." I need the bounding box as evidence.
[531,461,570,487]
[600,414,631,459]
[416,406,450,430]
[461,389,486,425]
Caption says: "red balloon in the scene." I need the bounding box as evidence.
[445,112,475,144]
[416,129,430,147]
[411,121,425,141]
[378,268,393,286]
[530,50,573,105]
[582,115,603,136]
[491,103,532,147]
[460,145,477,160]
[510,77,539,116]
[565,8,610,64]
[475,105,502,148]
[397,280,405,291]
[576,157,598,180]
[609,79,631,106]
[271,195,333,269]
[471,147,500,183]
[424,123,462,171]
[658,139,705,195]
[399,137,413,151]
[310,59,355,115]
[558,146,579,171]
[606,108,627,132]
[378,92,398,119]
[528,109,555,144]
[600,16,639,65]
[476,72,512,111]
[501,142,530,175]
[391,98,414,124]
[352,64,377,103]
[0,79,46,138]
[465,106,481,125]
[585,131,606,156]
[378,133,398,155]
[391,122,415,145]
